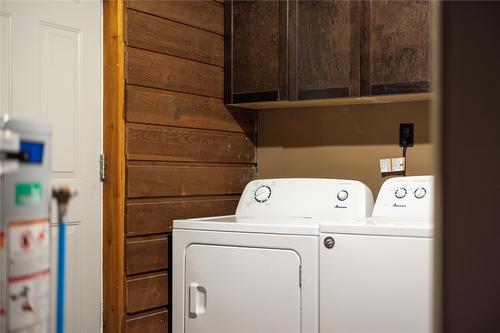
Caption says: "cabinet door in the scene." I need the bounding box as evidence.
[184,244,301,333]
[290,0,361,100]
[361,0,431,95]
[225,0,288,104]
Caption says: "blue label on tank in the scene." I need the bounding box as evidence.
[19,141,44,163]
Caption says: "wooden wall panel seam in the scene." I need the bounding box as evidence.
[127,193,243,204]
[126,8,224,67]
[125,84,256,134]
[126,306,168,320]
[126,44,223,69]
[125,123,256,142]
[127,160,256,167]
[126,9,223,36]
[126,123,256,164]
[125,120,254,135]
[127,164,255,198]
[126,0,224,35]
[126,196,241,237]
[127,47,223,99]
[126,272,169,314]
[125,308,168,333]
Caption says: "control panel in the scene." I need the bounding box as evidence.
[236,178,374,218]
[372,176,434,218]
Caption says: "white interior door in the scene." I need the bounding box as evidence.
[0,1,102,332]
[185,244,301,333]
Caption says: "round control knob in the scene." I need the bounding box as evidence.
[337,190,349,201]
[395,187,407,199]
[254,185,271,203]
[324,237,335,249]
[414,187,427,199]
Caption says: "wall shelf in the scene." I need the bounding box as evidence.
[229,93,433,110]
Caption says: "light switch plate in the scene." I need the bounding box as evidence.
[380,159,392,173]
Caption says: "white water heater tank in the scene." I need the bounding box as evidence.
[1,118,51,333]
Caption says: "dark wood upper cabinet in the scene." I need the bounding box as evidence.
[361,0,431,95]
[225,0,288,104]
[225,0,431,105]
[289,0,361,100]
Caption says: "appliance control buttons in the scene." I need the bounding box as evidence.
[337,190,349,201]
[414,187,427,199]
[395,187,407,199]
[254,185,272,203]
[324,237,335,249]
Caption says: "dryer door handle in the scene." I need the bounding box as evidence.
[189,282,207,317]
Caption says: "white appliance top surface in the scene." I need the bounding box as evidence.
[320,216,433,237]
[372,175,434,218]
[174,215,432,237]
[235,178,374,218]
[174,215,329,236]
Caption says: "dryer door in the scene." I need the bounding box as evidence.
[185,244,301,333]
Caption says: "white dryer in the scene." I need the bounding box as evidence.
[172,178,373,333]
[319,176,434,333]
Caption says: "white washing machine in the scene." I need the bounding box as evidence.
[172,178,374,333]
[320,176,434,333]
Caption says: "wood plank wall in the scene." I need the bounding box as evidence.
[122,1,256,332]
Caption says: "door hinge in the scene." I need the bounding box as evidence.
[99,153,105,182]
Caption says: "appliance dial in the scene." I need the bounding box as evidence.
[337,190,349,201]
[414,187,427,199]
[254,185,271,203]
[395,187,407,199]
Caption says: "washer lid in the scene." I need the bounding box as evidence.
[320,217,433,238]
[174,215,325,236]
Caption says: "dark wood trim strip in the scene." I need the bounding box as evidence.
[279,0,289,100]
[371,81,430,95]
[233,90,280,104]
[360,0,372,96]
[224,0,233,104]
[288,0,298,101]
[350,0,361,97]
[298,87,350,100]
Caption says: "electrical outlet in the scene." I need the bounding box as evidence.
[399,123,414,147]
[391,157,406,172]
[380,157,406,173]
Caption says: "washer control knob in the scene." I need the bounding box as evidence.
[337,190,349,201]
[254,185,271,203]
[395,187,407,199]
[324,237,335,249]
[414,187,427,199]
